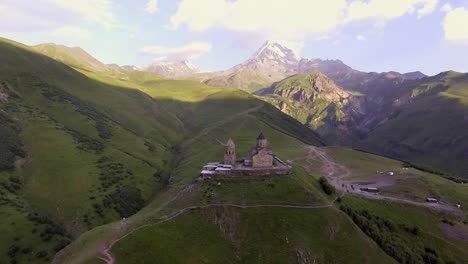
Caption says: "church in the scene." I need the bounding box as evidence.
[201,132,291,177]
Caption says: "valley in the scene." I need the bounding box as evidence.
[0,36,467,264]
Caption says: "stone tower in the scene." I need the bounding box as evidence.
[256,132,268,148]
[224,138,236,165]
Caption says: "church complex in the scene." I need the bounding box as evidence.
[200,132,292,177]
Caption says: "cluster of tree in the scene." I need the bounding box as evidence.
[340,205,448,264]
[96,156,134,190]
[319,177,335,195]
[0,113,25,170]
[38,82,112,140]
[3,211,73,263]
[1,176,23,194]
[64,127,104,152]
[102,185,145,218]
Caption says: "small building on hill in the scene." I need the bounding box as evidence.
[251,132,274,168]
[201,132,291,177]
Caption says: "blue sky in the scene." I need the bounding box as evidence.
[1,0,468,75]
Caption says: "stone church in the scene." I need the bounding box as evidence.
[251,132,273,167]
[201,132,291,177]
[224,132,274,168]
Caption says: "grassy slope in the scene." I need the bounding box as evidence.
[0,38,188,263]
[325,146,468,207]
[113,207,394,264]
[2,37,466,264]
[0,38,326,263]
[361,71,468,178]
[342,197,468,264]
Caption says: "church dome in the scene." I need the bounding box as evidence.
[256,132,266,140]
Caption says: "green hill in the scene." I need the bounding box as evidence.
[32,43,109,72]
[1,37,467,264]
[0,37,323,263]
[360,71,468,178]
[261,70,468,178]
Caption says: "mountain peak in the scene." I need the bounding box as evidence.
[250,40,299,63]
[144,60,199,78]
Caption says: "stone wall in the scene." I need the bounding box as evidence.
[252,149,273,168]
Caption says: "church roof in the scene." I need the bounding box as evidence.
[226,138,235,146]
[257,132,266,140]
[251,146,272,155]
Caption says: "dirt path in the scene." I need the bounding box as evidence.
[300,146,461,214]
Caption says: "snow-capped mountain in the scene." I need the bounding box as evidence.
[144,60,199,78]
[235,41,300,76]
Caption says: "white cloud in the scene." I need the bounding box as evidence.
[0,0,118,33]
[443,7,468,42]
[47,0,118,28]
[145,0,158,14]
[441,3,452,12]
[170,0,440,41]
[417,0,438,18]
[170,0,347,40]
[140,42,212,61]
[346,0,438,23]
[50,26,90,39]
[356,34,366,41]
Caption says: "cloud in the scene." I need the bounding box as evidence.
[346,0,438,23]
[356,34,366,41]
[0,0,118,33]
[49,0,118,28]
[170,0,348,40]
[145,0,158,14]
[170,0,440,40]
[50,26,90,39]
[140,42,212,61]
[443,7,468,43]
[440,3,452,12]
[417,0,438,18]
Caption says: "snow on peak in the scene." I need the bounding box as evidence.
[249,40,299,65]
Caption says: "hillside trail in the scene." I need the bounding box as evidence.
[98,195,336,264]
[301,145,461,214]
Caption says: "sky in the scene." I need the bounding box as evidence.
[1,0,468,75]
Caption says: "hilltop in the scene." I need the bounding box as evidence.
[33,43,109,72]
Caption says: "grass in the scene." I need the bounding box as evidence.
[0,37,327,263]
[322,146,468,212]
[1,36,467,264]
[362,72,468,178]
[324,146,402,180]
[342,196,468,264]
[113,206,395,264]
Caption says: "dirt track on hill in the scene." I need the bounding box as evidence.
[98,199,336,264]
[301,146,462,214]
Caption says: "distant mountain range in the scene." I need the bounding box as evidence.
[143,60,199,78]
[30,41,467,178]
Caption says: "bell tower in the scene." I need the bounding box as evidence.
[224,138,236,165]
